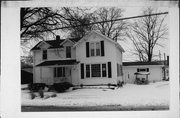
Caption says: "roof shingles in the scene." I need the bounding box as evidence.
[36,59,79,67]
[31,38,81,51]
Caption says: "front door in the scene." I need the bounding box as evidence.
[54,67,66,83]
[53,66,72,83]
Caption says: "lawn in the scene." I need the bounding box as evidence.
[21,81,169,111]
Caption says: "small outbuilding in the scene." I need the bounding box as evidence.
[123,60,169,84]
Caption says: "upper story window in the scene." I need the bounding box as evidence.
[86,41,104,58]
[66,46,71,58]
[96,42,100,56]
[42,50,47,60]
[90,42,101,57]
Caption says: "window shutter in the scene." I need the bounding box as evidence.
[81,63,84,79]
[86,42,89,57]
[54,68,56,77]
[100,41,105,56]
[108,62,112,78]
[147,68,149,72]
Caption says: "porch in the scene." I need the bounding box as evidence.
[35,59,79,85]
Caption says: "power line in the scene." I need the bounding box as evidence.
[45,12,168,31]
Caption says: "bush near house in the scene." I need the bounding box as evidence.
[134,78,149,85]
[28,83,46,92]
[52,82,74,92]
[21,70,33,84]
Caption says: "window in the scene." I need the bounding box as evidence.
[42,50,47,60]
[117,64,123,76]
[137,68,149,72]
[117,64,120,76]
[90,42,101,56]
[86,64,90,78]
[90,43,95,56]
[54,67,65,77]
[85,63,107,78]
[120,65,123,76]
[96,42,100,56]
[102,64,107,77]
[91,64,101,77]
[66,46,71,58]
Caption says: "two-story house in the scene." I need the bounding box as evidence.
[31,31,125,86]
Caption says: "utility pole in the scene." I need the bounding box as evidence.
[159,50,161,61]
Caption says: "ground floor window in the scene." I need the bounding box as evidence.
[117,63,123,76]
[54,67,65,77]
[85,63,107,78]
[91,64,101,77]
[102,63,107,77]
[86,64,90,78]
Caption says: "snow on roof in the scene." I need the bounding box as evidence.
[134,72,150,75]
[31,37,81,51]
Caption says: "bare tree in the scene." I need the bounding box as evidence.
[60,7,95,38]
[126,7,168,62]
[21,7,66,41]
[93,7,128,41]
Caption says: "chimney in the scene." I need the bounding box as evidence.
[56,35,60,41]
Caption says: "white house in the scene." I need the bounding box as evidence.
[31,31,125,86]
[123,61,169,84]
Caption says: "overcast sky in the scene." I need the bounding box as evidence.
[119,6,169,62]
[21,6,169,62]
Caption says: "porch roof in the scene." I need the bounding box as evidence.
[134,72,150,75]
[36,59,79,67]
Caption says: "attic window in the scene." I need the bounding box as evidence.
[42,50,47,60]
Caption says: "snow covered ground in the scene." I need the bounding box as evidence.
[21,81,169,108]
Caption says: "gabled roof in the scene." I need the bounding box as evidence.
[31,37,81,51]
[123,61,166,66]
[31,31,124,52]
[73,30,125,52]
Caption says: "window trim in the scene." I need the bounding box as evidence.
[137,68,149,72]
[89,41,101,57]
[85,63,108,78]
[42,50,47,60]
[54,67,65,78]
[102,63,107,77]
[66,46,71,58]
[86,64,91,78]
[117,63,123,77]
[91,64,101,77]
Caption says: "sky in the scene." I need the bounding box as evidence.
[21,6,170,62]
[118,6,169,62]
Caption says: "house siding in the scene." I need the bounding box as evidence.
[115,45,123,82]
[33,40,77,85]
[76,33,121,85]
[32,31,124,86]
